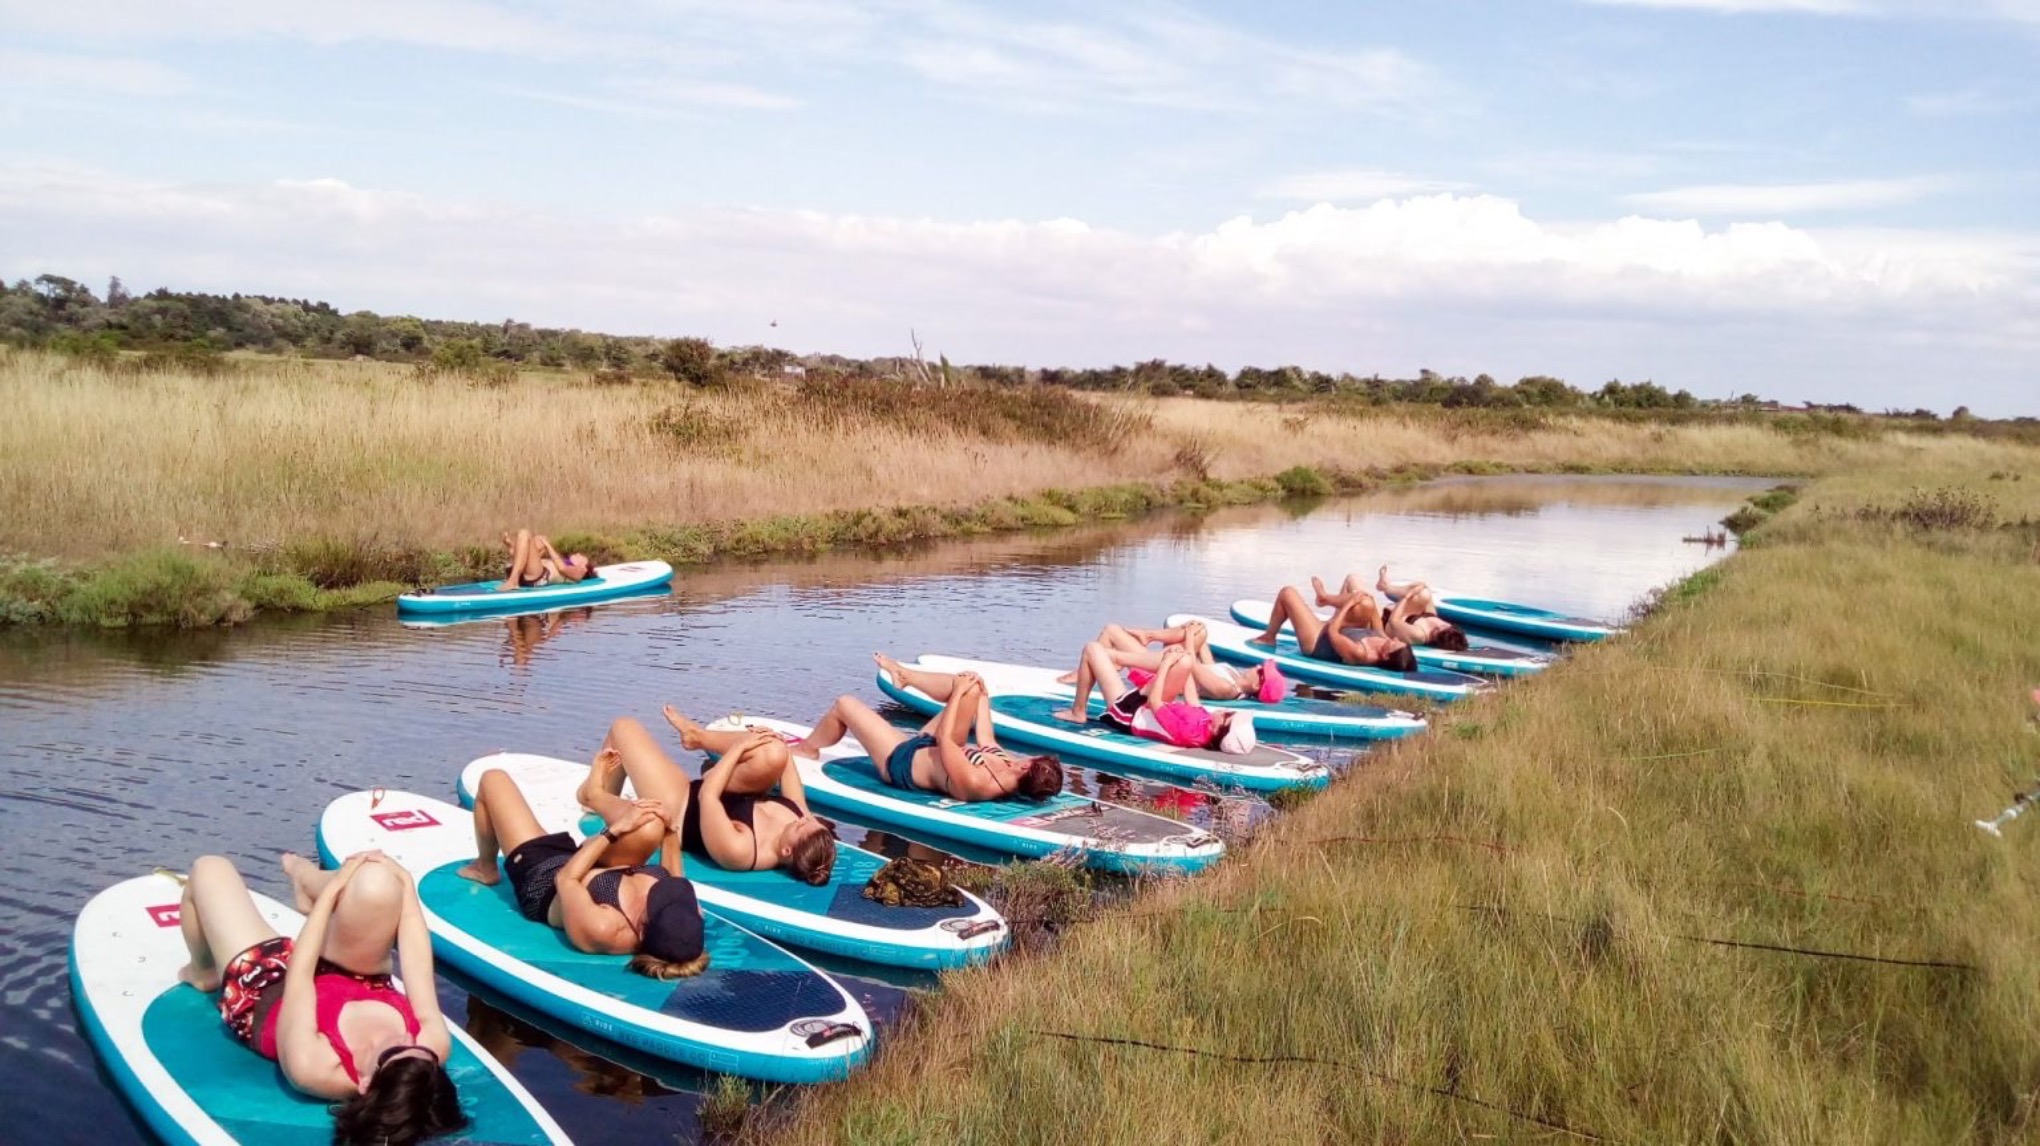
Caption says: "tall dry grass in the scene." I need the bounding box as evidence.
[4,347,2026,562]
[745,463,2040,1144]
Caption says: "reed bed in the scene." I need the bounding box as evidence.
[7,349,2021,562]
[743,467,2040,1144]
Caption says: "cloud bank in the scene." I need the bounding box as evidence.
[1,164,2032,413]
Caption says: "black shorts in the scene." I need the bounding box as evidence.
[506,831,577,923]
[1101,688,1144,732]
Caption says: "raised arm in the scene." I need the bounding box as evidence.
[695,739,764,870]
[1382,590,1428,643]
[275,854,370,1099]
[383,858,451,1059]
[1323,596,1380,664]
[552,828,638,954]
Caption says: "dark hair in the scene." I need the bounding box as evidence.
[1382,644,1419,674]
[789,825,837,886]
[330,1053,468,1146]
[1018,754,1063,800]
[1431,626,1469,652]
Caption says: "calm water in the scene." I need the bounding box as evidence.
[0,475,1765,1144]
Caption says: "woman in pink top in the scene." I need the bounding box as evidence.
[1056,644,1258,755]
[175,851,466,1145]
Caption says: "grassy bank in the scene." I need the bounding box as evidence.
[5,346,2034,626]
[730,465,2040,1144]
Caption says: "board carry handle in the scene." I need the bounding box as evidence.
[801,1022,864,1049]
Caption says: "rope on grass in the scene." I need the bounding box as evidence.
[1457,905,1973,972]
[1029,1029,1615,1142]
[1279,834,1516,855]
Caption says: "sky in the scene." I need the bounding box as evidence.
[1,0,2035,414]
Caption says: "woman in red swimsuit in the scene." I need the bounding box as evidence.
[175,850,466,1146]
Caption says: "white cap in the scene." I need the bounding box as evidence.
[1219,712,1257,755]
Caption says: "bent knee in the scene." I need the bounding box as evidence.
[189,854,239,884]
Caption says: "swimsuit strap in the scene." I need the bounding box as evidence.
[312,968,420,1085]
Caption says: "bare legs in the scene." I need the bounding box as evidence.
[458,770,553,886]
[576,717,691,864]
[499,529,542,591]
[1056,640,1137,723]
[1251,585,1329,651]
[792,694,910,764]
[176,855,281,992]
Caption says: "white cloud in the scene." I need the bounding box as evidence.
[0,49,192,98]
[1579,0,2040,19]
[1621,177,1958,214]
[1578,0,1867,11]
[1,165,2031,412]
[1260,170,1474,203]
[1905,87,2030,116]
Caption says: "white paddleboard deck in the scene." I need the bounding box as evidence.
[70,871,569,1146]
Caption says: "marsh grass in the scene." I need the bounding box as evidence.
[8,349,2037,627]
[748,459,2040,1145]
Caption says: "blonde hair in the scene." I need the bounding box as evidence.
[629,951,710,980]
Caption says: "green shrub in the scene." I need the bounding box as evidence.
[1274,465,1332,498]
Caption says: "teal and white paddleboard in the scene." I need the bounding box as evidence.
[455,753,1010,970]
[1228,600,1553,678]
[316,791,872,1084]
[1394,592,1621,643]
[703,716,1225,874]
[1175,614,1492,701]
[397,561,674,617]
[70,872,570,1146]
[909,653,1425,745]
[872,664,1331,792]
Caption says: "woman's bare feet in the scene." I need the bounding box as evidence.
[1312,576,1333,607]
[1055,670,1079,685]
[1051,707,1086,724]
[1377,564,1392,593]
[578,745,624,810]
[873,652,908,689]
[661,705,712,751]
[177,962,221,992]
[456,858,502,887]
[280,851,319,913]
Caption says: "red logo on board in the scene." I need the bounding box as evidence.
[371,808,441,832]
[147,904,181,928]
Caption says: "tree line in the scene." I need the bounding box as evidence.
[0,271,1959,417]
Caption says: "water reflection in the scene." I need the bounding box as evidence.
[0,474,1767,1145]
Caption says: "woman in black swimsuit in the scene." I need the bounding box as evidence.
[1248,582,1420,672]
[592,710,839,887]
[459,717,707,979]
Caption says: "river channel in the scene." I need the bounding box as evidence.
[0,474,1769,1144]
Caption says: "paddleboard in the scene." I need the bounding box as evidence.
[396,561,675,617]
[455,753,1009,970]
[1395,592,1621,643]
[70,872,570,1146]
[910,653,1426,745]
[1174,614,1492,701]
[400,584,672,630]
[1228,600,1553,678]
[703,716,1226,875]
[316,791,872,1084]
[872,668,1332,792]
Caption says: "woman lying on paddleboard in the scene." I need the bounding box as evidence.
[461,716,708,978]
[1250,581,1421,672]
[175,851,467,1146]
[1056,643,1260,755]
[1365,566,1470,649]
[615,708,841,885]
[1060,618,1287,703]
[497,528,593,591]
[802,657,1064,802]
